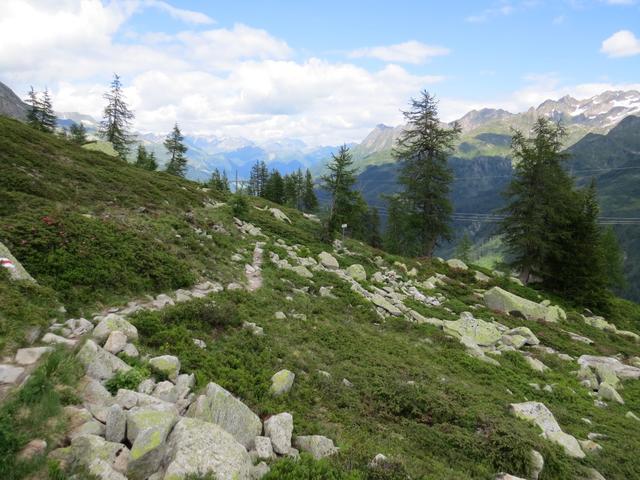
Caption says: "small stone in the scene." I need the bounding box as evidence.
[192,338,206,349]
[293,435,338,460]
[446,258,468,271]
[0,364,25,384]
[599,382,624,404]
[291,265,313,278]
[579,440,602,453]
[346,264,367,281]
[137,379,156,395]
[530,449,544,480]
[370,453,389,468]
[123,343,139,357]
[227,282,244,291]
[342,378,353,388]
[525,356,548,373]
[92,314,138,344]
[274,311,287,320]
[626,411,640,422]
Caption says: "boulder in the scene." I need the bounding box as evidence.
[123,343,139,358]
[484,287,565,322]
[0,241,36,282]
[269,207,291,223]
[525,357,548,373]
[264,413,293,454]
[318,252,339,270]
[149,355,180,381]
[293,435,338,460]
[163,417,253,480]
[103,331,128,355]
[41,333,76,347]
[510,402,584,458]
[530,449,544,480]
[474,271,491,282]
[126,404,179,442]
[598,382,624,404]
[346,264,367,282]
[88,458,128,480]
[252,436,275,460]
[443,312,502,346]
[370,294,402,316]
[127,416,175,480]
[504,327,540,346]
[446,258,468,271]
[105,404,126,443]
[14,346,52,365]
[595,364,620,388]
[69,434,127,469]
[17,439,47,460]
[270,369,295,396]
[583,315,616,332]
[291,265,313,278]
[187,382,261,448]
[76,340,131,381]
[93,314,138,344]
[274,311,287,320]
[577,356,640,380]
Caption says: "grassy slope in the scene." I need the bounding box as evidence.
[1,116,640,479]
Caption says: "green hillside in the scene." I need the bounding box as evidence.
[1,116,640,480]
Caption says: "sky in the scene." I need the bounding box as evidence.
[1,0,639,145]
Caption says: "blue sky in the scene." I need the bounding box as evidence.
[1,0,639,144]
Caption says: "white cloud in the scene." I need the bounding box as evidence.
[603,0,636,5]
[145,0,214,24]
[349,41,450,64]
[601,30,640,57]
[465,2,515,23]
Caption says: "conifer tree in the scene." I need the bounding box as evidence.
[367,206,383,248]
[321,145,358,233]
[384,195,420,256]
[69,122,87,145]
[600,226,625,290]
[500,118,572,283]
[40,88,57,133]
[135,144,158,171]
[26,87,43,131]
[302,169,318,212]
[455,232,473,263]
[264,170,285,204]
[99,74,135,160]
[209,168,231,192]
[248,160,268,196]
[392,91,460,257]
[283,173,299,207]
[164,123,188,177]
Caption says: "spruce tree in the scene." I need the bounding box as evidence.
[302,169,318,212]
[384,195,420,256]
[135,144,158,171]
[164,123,188,177]
[264,170,285,204]
[208,169,231,192]
[99,74,135,160]
[283,173,298,207]
[248,160,268,196]
[600,226,625,290]
[321,145,358,233]
[25,87,43,131]
[392,91,460,257]
[40,88,57,133]
[500,118,571,283]
[69,122,88,145]
[455,232,473,263]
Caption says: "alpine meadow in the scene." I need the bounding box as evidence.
[1,2,640,480]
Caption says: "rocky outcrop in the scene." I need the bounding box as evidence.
[77,340,131,381]
[484,287,566,322]
[510,402,584,458]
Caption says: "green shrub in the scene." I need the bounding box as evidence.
[229,193,249,218]
[104,366,150,395]
[263,454,363,480]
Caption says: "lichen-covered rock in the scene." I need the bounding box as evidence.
[294,435,339,460]
[346,264,367,281]
[318,252,339,270]
[443,312,502,346]
[127,418,175,480]
[163,417,253,480]
[126,404,178,443]
[291,265,313,278]
[93,314,138,344]
[104,331,128,355]
[187,382,261,448]
[105,404,126,443]
[503,327,540,346]
[598,382,624,404]
[446,258,468,271]
[510,402,584,458]
[69,434,127,469]
[252,436,275,460]
[270,369,295,396]
[484,287,565,322]
[149,355,180,382]
[370,294,402,316]
[595,364,620,388]
[77,340,131,381]
[525,356,548,373]
[578,355,640,380]
[264,413,293,454]
[583,315,617,332]
[88,458,128,480]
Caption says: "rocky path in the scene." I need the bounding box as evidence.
[246,241,265,292]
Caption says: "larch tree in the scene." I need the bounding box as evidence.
[391,91,460,257]
[321,144,358,233]
[40,88,57,133]
[302,169,318,212]
[69,122,87,145]
[25,86,43,130]
[99,74,135,160]
[164,123,188,177]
